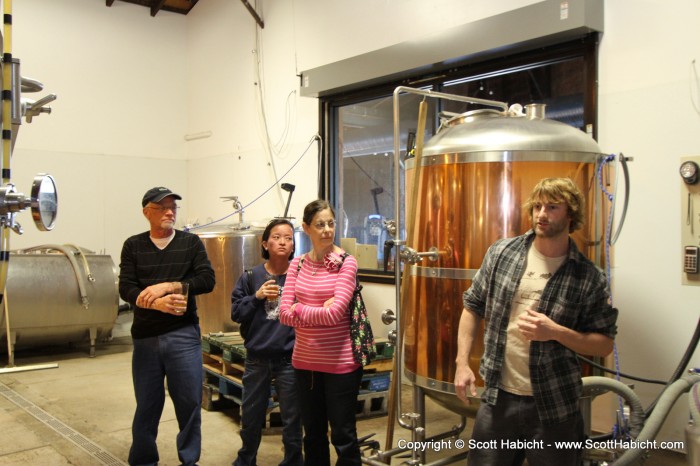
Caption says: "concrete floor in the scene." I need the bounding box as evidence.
[0,335,691,466]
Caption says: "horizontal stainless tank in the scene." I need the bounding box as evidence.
[194,223,309,335]
[403,104,606,416]
[1,245,118,355]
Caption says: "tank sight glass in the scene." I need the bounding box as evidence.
[0,174,58,233]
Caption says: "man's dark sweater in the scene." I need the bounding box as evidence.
[119,229,215,339]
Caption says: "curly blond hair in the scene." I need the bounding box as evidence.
[522,178,585,233]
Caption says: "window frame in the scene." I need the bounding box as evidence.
[320,34,599,284]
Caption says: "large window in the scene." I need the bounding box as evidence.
[322,36,598,282]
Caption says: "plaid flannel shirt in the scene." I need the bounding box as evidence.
[462,230,618,424]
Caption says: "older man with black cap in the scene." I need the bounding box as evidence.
[119,186,215,466]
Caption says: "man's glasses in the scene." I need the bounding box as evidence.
[313,220,336,230]
[148,205,179,213]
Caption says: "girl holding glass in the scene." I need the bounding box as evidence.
[231,218,302,466]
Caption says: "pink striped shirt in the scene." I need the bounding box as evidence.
[279,252,360,374]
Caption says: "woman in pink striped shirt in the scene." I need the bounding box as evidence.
[279,199,362,466]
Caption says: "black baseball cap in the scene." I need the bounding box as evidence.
[142,187,182,207]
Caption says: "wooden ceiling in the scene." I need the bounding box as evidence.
[106,0,199,17]
[105,0,264,27]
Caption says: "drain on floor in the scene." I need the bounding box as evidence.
[0,381,126,465]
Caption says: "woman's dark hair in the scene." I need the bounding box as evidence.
[261,218,295,260]
[302,199,335,226]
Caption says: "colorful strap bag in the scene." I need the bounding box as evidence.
[341,253,377,366]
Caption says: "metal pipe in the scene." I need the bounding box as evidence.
[364,422,468,465]
[2,0,13,185]
[0,0,14,312]
[414,384,427,464]
[421,452,470,465]
[391,86,508,437]
[0,228,10,349]
[4,286,12,366]
[20,76,42,93]
[0,362,58,374]
[24,93,56,123]
[0,2,60,374]
[28,93,56,109]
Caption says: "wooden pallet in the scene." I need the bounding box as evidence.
[203,351,244,380]
[201,333,395,420]
[356,391,389,418]
[202,351,245,410]
[204,333,394,370]
[364,358,393,373]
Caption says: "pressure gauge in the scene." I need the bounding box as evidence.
[680,161,699,185]
[30,174,58,231]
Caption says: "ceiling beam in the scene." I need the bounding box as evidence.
[150,0,166,17]
[106,0,199,15]
[240,0,264,28]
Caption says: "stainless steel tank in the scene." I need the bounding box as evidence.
[1,245,118,355]
[402,104,606,416]
[194,223,309,335]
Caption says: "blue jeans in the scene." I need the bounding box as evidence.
[468,390,584,466]
[234,355,302,466]
[295,367,363,466]
[129,324,203,466]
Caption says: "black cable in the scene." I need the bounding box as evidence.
[577,355,667,385]
[586,316,700,439]
[644,317,700,418]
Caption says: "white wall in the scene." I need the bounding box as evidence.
[9,0,700,447]
[597,0,700,445]
[11,0,188,258]
[291,0,541,71]
[184,0,319,226]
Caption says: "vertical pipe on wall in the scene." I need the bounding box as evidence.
[0,0,12,311]
[2,0,11,184]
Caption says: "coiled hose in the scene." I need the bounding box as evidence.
[612,374,700,466]
[20,244,91,308]
[582,376,645,438]
[691,381,700,425]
